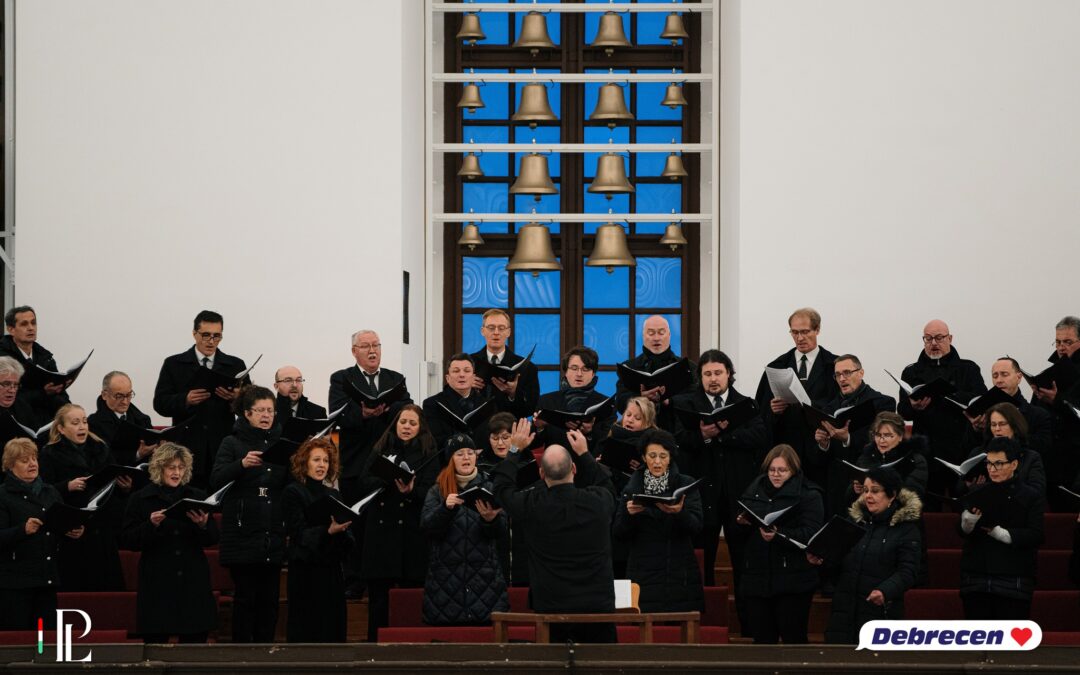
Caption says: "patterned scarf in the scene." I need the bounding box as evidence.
[643,470,670,496]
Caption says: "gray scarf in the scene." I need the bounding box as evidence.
[643,470,670,496]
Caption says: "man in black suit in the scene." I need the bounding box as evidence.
[0,305,71,423]
[1030,315,1080,509]
[328,329,411,598]
[615,315,695,433]
[492,429,617,643]
[153,310,247,488]
[673,350,769,610]
[811,354,897,517]
[273,365,326,419]
[470,308,539,419]
[896,319,986,509]
[88,370,156,464]
[959,358,1052,455]
[754,307,839,487]
[423,352,491,450]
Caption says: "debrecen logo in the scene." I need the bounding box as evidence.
[38,610,93,662]
[858,620,1041,651]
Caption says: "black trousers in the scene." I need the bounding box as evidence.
[229,563,281,643]
[340,476,366,591]
[367,578,422,642]
[549,622,617,644]
[961,592,1032,620]
[744,592,814,644]
[695,526,721,587]
[0,587,57,631]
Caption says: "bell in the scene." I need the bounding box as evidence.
[592,12,631,56]
[457,223,485,251]
[513,11,556,56]
[456,13,486,45]
[509,153,558,199]
[660,12,689,45]
[511,83,558,128]
[458,152,483,180]
[661,152,688,180]
[589,83,634,128]
[587,223,636,273]
[507,223,562,276]
[588,153,634,197]
[457,83,485,113]
[659,223,688,250]
[661,83,688,109]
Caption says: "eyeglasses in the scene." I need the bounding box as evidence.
[197,332,223,342]
[483,324,510,333]
[566,365,594,373]
[248,407,275,415]
[768,467,791,475]
[275,378,305,385]
[922,334,951,344]
[354,342,381,351]
[873,432,899,441]
[489,433,512,442]
[834,369,862,380]
[985,460,1015,471]
[789,329,815,338]
[1054,339,1077,348]
[109,392,135,401]
[988,421,1011,430]
[0,381,20,390]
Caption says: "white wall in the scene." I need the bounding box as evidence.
[722,0,1080,395]
[13,0,426,421]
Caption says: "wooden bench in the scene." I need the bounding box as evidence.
[491,611,700,644]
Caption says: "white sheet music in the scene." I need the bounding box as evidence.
[765,367,811,406]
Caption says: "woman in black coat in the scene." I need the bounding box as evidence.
[360,403,440,642]
[958,437,1044,619]
[0,438,84,630]
[736,444,823,644]
[120,443,218,643]
[820,467,922,644]
[39,403,127,592]
[209,385,289,643]
[852,412,929,500]
[281,436,353,642]
[420,433,508,625]
[612,429,704,612]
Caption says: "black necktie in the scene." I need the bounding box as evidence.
[201,357,211,369]
[712,395,722,410]
[797,354,808,380]
[365,372,378,392]
[490,354,498,366]
[120,413,127,421]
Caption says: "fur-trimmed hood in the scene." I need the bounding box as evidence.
[849,487,922,526]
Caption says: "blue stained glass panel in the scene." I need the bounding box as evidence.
[514,79,561,124]
[635,126,682,176]
[585,9,630,46]
[584,187,629,233]
[514,270,560,308]
[635,313,681,357]
[584,125,628,175]
[514,11,560,45]
[515,314,560,365]
[463,126,509,176]
[635,258,682,308]
[584,314,630,365]
[463,183,508,233]
[636,12,672,46]
[637,182,682,214]
[595,371,619,398]
[461,314,486,353]
[583,262,629,308]
[538,370,561,396]
[634,221,666,235]
[462,257,509,309]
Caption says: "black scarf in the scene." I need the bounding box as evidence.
[9,473,44,496]
[560,376,598,412]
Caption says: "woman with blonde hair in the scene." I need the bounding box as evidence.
[281,436,352,642]
[39,403,125,591]
[120,443,218,643]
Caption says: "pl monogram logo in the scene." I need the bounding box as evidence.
[38,610,93,662]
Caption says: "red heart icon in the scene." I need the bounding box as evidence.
[1011,627,1032,646]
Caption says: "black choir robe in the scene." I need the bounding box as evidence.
[471,347,540,420]
[0,335,71,423]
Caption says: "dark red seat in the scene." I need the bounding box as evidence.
[926,548,1075,590]
[1041,631,1080,645]
[903,589,964,620]
[203,548,234,592]
[119,550,140,591]
[922,513,963,549]
[1031,590,1080,631]
[0,629,136,645]
[56,592,137,632]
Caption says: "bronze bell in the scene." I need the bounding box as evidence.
[588,153,634,197]
[458,152,483,180]
[661,83,688,109]
[509,153,558,200]
[457,223,485,251]
[660,12,689,45]
[457,83,485,113]
[514,11,556,56]
[457,13,486,45]
[592,12,631,56]
[511,83,558,128]
[589,83,634,128]
[587,223,636,273]
[661,152,688,180]
[507,223,562,277]
[659,223,688,250]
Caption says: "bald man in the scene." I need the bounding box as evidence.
[897,319,986,509]
[492,430,617,643]
[615,315,696,433]
[273,365,326,419]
